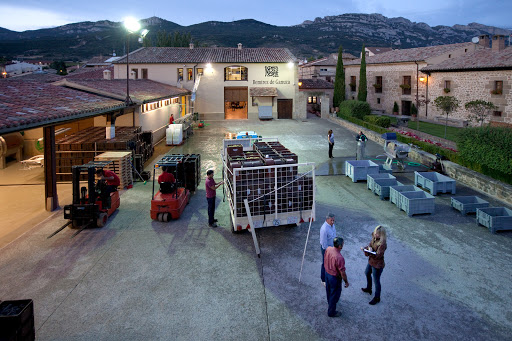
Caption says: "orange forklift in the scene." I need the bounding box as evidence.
[150,154,200,222]
[48,161,120,238]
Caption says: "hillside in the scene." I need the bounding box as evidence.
[0,14,510,61]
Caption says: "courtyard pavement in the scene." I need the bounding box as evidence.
[1,117,511,341]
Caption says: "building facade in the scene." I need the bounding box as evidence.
[299,53,357,83]
[113,45,301,120]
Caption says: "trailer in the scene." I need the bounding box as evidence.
[222,137,315,233]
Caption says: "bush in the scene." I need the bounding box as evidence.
[364,115,391,128]
[393,102,399,113]
[337,112,389,134]
[457,126,512,178]
[338,100,371,120]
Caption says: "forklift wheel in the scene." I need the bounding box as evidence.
[96,213,108,227]
[157,213,163,222]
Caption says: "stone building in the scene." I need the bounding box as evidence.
[299,53,357,83]
[421,35,511,126]
[298,78,334,116]
[344,42,485,118]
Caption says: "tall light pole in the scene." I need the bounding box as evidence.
[123,17,142,105]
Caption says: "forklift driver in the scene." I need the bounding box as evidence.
[95,169,120,208]
[158,167,176,194]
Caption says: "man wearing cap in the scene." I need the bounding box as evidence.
[320,213,337,286]
[324,237,349,317]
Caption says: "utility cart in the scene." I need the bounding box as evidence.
[222,137,315,233]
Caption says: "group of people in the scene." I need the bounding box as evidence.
[327,129,368,159]
[320,213,387,317]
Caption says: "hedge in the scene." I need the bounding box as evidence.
[338,100,371,119]
[337,112,388,134]
[457,126,512,181]
[363,115,391,128]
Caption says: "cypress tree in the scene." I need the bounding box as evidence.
[333,45,345,108]
[358,44,367,101]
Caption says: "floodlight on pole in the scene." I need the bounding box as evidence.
[123,17,145,105]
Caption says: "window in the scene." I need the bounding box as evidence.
[350,76,357,92]
[177,68,183,81]
[493,111,502,117]
[308,96,317,104]
[377,98,381,104]
[131,68,138,79]
[492,81,503,95]
[320,68,327,72]
[224,66,248,81]
[187,68,193,81]
[402,76,411,95]
[197,68,203,76]
[465,48,468,52]
[374,76,382,93]
[444,80,451,89]
[448,54,452,58]
[141,68,148,79]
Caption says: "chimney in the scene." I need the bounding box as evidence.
[103,69,111,80]
[479,35,490,48]
[492,35,505,52]
[189,43,194,49]
[237,43,242,50]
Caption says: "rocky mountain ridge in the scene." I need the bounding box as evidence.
[0,13,509,61]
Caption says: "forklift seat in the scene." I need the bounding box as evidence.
[160,182,176,194]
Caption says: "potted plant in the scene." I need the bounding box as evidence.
[393,102,399,115]
[399,84,411,90]
[373,83,382,89]
[443,88,451,94]
[411,103,418,119]
[490,89,502,95]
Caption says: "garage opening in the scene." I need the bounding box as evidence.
[224,87,248,119]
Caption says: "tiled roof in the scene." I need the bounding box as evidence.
[366,47,393,54]
[422,47,512,72]
[84,56,112,66]
[113,47,296,64]
[60,79,190,102]
[249,87,278,97]
[299,78,334,90]
[345,43,474,65]
[300,53,357,67]
[65,66,114,80]
[0,79,124,134]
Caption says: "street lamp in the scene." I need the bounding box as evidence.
[123,17,147,105]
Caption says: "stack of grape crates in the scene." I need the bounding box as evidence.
[94,151,133,188]
[224,140,314,231]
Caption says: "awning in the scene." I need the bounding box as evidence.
[249,87,278,97]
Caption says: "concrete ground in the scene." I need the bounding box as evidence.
[1,116,512,341]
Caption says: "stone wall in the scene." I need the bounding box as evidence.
[327,115,512,206]
[426,70,512,125]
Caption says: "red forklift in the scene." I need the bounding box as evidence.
[150,155,200,222]
[48,161,120,238]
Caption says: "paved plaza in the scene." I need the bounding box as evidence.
[1,117,511,340]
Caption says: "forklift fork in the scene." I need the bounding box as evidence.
[47,220,72,239]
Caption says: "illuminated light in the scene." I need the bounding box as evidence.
[419,76,426,82]
[298,81,302,87]
[123,17,141,33]
[288,62,294,68]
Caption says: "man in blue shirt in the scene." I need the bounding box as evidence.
[320,213,337,286]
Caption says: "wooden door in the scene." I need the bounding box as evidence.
[277,99,293,119]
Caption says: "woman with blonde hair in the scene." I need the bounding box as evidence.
[361,225,387,305]
[327,129,334,158]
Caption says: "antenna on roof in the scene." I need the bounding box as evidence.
[471,37,479,44]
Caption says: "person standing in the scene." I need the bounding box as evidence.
[320,213,336,286]
[206,169,223,228]
[355,130,368,160]
[361,225,387,305]
[324,237,349,317]
[328,130,334,158]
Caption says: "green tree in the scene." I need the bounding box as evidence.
[333,45,345,109]
[357,44,367,102]
[50,60,67,75]
[464,100,498,126]
[434,96,460,139]
[393,102,399,114]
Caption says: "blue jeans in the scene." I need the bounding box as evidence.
[365,263,384,298]
[325,272,342,316]
[320,247,326,282]
[207,196,216,225]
